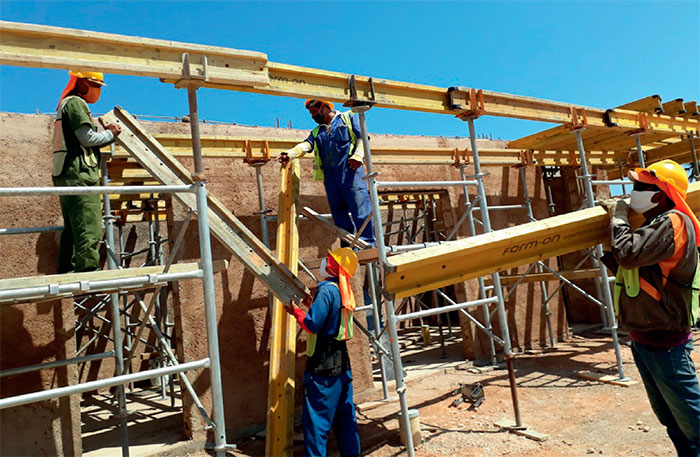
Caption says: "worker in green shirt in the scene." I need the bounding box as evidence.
[52,71,121,273]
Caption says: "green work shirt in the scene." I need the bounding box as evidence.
[52,95,101,187]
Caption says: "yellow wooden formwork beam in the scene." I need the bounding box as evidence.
[111,134,657,169]
[617,95,664,114]
[662,99,686,116]
[384,182,700,299]
[266,160,300,457]
[682,101,699,118]
[0,21,268,87]
[1,21,697,136]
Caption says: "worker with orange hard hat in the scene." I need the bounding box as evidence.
[53,70,122,273]
[286,248,361,457]
[601,159,700,456]
[278,99,375,247]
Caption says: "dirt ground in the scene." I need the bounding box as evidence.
[143,327,695,457]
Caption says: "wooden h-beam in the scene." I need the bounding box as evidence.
[266,160,301,457]
[384,182,700,299]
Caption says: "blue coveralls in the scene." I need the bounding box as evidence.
[304,113,375,247]
[302,280,361,457]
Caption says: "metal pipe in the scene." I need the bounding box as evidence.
[367,262,390,399]
[0,351,114,378]
[589,180,633,186]
[689,132,700,180]
[134,297,215,428]
[187,84,229,456]
[396,296,498,322]
[459,165,496,364]
[354,105,414,457]
[635,135,646,169]
[505,355,522,427]
[520,168,555,348]
[376,180,477,188]
[101,152,130,457]
[0,184,194,197]
[0,269,202,302]
[0,358,210,410]
[470,204,527,211]
[575,130,627,381]
[0,225,63,235]
[467,118,512,354]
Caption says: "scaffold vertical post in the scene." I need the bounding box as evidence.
[465,116,521,427]
[100,147,130,457]
[354,105,415,457]
[185,83,230,456]
[519,167,556,348]
[634,135,646,168]
[458,164,497,364]
[574,130,628,381]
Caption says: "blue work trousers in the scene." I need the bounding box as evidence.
[632,340,700,456]
[302,370,360,457]
[323,166,375,247]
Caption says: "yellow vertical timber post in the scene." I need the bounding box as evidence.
[266,159,301,456]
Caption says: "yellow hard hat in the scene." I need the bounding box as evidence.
[329,247,358,277]
[305,99,334,110]
[647,160,688,194]
[69,70,106,86]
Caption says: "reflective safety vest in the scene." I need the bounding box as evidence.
[613,209,700,329]
[310,111,358,182]
[52,95,99,177]
[306,282,354,357]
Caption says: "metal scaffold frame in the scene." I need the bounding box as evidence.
[1,20,699,457]
[0,60,236,457]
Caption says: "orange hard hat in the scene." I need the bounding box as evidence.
[305,99,334,110]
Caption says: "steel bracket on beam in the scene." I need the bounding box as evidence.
[344,74,377,107]
[449,87,486,119]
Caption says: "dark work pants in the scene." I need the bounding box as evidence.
[58,193,102,273]
[632,340,700,457]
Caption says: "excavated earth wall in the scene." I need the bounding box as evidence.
[0,112,570,452]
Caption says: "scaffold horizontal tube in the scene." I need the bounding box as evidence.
[0,358,210,410]
[590,180,633,186]
[0,225,63,235]
[0,269,202,302]
[0,351,115,378]
[0,184,194,197]
[395,296,498,322]
[376,180,478,188]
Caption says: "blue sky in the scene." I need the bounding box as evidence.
[1,0,698,141]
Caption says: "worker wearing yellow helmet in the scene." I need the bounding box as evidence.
[53,70,121,273]
[285,247,361,457]
[601,159,700,455]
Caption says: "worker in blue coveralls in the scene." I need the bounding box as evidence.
[279,99,378,331]
[278,99,375,247]
[285,248,361,457]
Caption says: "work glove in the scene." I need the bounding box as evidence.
[598,198,629,223]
